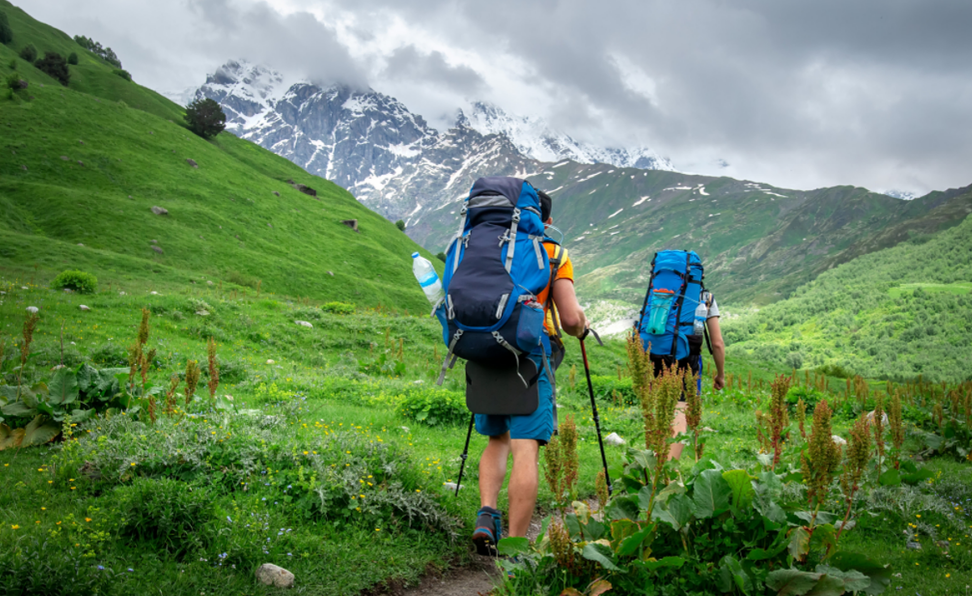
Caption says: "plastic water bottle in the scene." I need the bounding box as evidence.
[412,252,444,304]
[693,300,707,336]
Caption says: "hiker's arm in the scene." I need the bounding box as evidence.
[706,317,726,390]
[552,278,587,338]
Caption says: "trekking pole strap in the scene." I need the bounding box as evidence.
[581,327,604,347]
[580,337,612,495]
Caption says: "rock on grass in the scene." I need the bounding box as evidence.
[255,563,294,589]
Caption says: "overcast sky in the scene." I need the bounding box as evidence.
[27,0,972,196]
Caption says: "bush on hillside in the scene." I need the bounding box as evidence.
[4,71,25,91]
[112,68,131,81]
[0,11,12,45]
[321,301,355,315]
[67,51,78,65]
[72,35,121,68]
[34,51,70,86]
[184,97,226,140]
[396,387,467,427]
[18,43,36,62]
[395,219,406,231]
[51,269,98,294]
[436,251,447,262]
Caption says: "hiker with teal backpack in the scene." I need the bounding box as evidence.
[635,250,726,460]
[432,178,587,555]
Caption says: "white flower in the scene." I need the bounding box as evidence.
[26,306,39,313]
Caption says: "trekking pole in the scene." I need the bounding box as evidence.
[455,413,475,497]
[580,328,612,496]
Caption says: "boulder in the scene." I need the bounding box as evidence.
[151,206,168,216]
[255,563,295,589]
[293,184,317,197]
[151,246,164,254]
[186,158,198,168]
[79,305,91,312]
[60,156,69,161]
[273,191,280,196]
[865,410,889,426]
[831,435,847,446]
[340,219,359,232]
[295,320,313,328]
[604,432,625,446]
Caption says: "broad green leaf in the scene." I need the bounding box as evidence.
[1,400,37,418]
[756,452,773,468]
[746,531,789,561]
[692,469,731,519]
[637,485,655,511]
[581,542,621,571]
[0,385,18,402]
[656,493,693,531]
[810,524,837,554]
[617,524,655,557]
[22,415,60,447]
[497,537,530,556]
[560,589,584,596]
[788,526,810,560]
[814,565,870,592]
[48,368,79,406]
[605,496,640,521]
[70,408,94,424]
[76,364,98,393]
[765,568,821,596]
[900,467,934,485]
[878,468,900,486]
[899,460,918,474]
[642,556,685,571]
[826,552,892,595]
[722,469,756,510]
[718,555,753,595]
[654,480,685,504]
[805,574,845,596]
[584,518,606,541]
[610,518,638,543]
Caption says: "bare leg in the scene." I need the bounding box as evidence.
[669,402,687,460]
[479,432,511,509]
[507,439,540,537]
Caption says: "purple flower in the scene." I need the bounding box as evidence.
[97,566,104,571]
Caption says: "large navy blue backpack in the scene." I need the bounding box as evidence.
[435,177,551,388]
[636,250,709,370]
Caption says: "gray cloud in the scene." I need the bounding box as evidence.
[381,45,486,95]
[23,0,972,194]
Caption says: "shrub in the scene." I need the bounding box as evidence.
[18,43,36,62]
[90,341,128,367]
[115,477,214,559]
[396,386,467,426]
[4,71,23,90]
[112,68,131,81]
[0,11,12,45]
[589,375,636,405]
[321,301,355,315]
[72,35,121,68]
[51,269,97,294]
[34,51,70,86]
[67,51,78,65]
[436,251,447,262]
[395,219,406,231]
[184,97,226,140]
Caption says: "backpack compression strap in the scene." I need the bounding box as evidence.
[637,252,660,332]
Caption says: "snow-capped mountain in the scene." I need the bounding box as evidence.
[190,60,539,243]
[460,101,674,171]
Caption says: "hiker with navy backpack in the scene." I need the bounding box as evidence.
[635,250,726,460]
[432,177,587,555]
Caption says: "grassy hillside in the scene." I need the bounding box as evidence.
[723,214,972,383]
[0,2,440,312]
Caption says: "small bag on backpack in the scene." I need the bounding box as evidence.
[433,177,553,413]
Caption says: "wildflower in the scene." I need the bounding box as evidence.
[11,525,19,529]
[85,518,91,522]
[97,566,104,571]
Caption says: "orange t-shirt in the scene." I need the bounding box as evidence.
[537,242,574,336]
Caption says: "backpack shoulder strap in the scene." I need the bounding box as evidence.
[543,239,565,340]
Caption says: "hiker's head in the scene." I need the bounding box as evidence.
[538,189,552,223]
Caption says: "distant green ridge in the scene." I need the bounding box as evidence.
[0,1,438,311]
[723,214,972,383]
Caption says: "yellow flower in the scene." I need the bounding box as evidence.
[85,518,92,522]
[131,462,136,466]
[916,514,921,518]
[375,528,381,532]
[11,525,19,529]
[41,507,46,511]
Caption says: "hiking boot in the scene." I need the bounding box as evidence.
[471,506,502,556]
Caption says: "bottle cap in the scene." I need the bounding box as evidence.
[411,252,419,258]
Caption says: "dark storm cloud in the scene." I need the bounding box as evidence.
[381,45,486,95]
[186,0,369,89]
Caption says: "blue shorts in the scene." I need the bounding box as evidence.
[474,353,554,444]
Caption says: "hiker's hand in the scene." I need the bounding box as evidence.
[713,373,725,391]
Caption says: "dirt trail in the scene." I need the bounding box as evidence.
[398,505,586,596]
